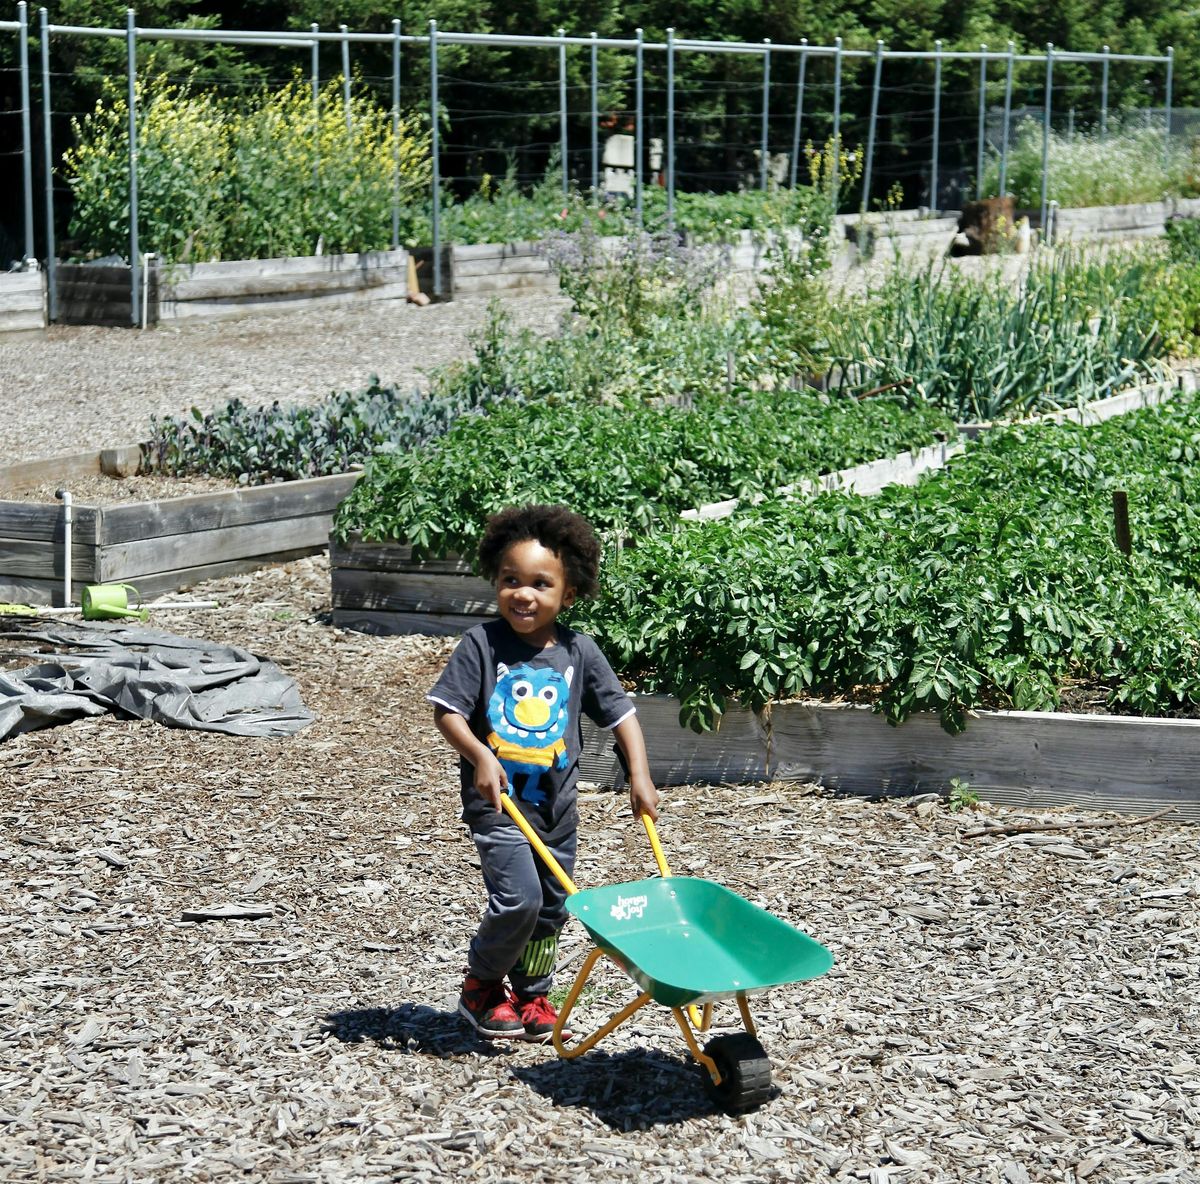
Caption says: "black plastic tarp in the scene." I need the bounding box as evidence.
[0,620,313,741]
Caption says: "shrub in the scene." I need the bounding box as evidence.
[64,74,431,262]
[981,121,1198,208]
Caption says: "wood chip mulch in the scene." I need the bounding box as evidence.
[1,555,1197,1184]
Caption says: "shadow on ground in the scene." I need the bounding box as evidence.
[321,1005,753,1126]
[512,1047,751,1128]
[321,1002,508,1059]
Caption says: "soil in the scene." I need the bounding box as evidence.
[0,473,243,505]
[1,554,1196,1184]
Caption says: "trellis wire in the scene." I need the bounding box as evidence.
[0,4,1179,317]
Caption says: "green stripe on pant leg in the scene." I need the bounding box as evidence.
[514,932,559,980]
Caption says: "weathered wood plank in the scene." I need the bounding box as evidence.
[0,448,112,489]
[0,503,101,543]
[101,547,320,599]
[96,515,332,581]
[0,310,47,333]
[580,695,1200,819]
[0,538,98,580]
[159,282,410,322]
[0,271,44,295]
[330,536,472,574]
[332,567,496,615]
[164,266,407,302]
[579,695,768,788]
[162,249,408,284]
[0,573,90,607]
[454,274,558,297]
[0,286,46,315]
[331,607,483,636]
[454,255,550,278]
[98,472,359,543]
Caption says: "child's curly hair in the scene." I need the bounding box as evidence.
[478,504,602,599]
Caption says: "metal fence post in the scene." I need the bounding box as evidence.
[760,39,770,190]
[930,39,942,213]
[590,32,598,195]
[311,23,319,113]
[1040,43,1054,239]
[18,2,34,266]
[635,26,643,228]
[1100,45,1109,137]
[831,36,842,207]
[341,25,351,130]
[789,39,807,188]
[861,40,882,215]
[39,6,56,318]
[126,7,140,326]
[558,28,567,196]
[667,27,675,229]
[1165,45,1174,166]
[976,44,987,199]
[1000,41,1014,196]
[391,19,401,250]
[311,22,320,191]
[430,19,442,296]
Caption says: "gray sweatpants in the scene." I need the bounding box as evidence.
[467,811,577,998]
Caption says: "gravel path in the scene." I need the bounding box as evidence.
[0,295,567,466]
[1,556,1197,1183]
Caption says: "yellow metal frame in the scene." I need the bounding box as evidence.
[498,796,758,1086]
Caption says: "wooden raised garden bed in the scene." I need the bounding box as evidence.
[577,695,1200,821]
[330,370,1193,632]
[50,247,451,328]
[0,446,359,604]
[0,269,48,341]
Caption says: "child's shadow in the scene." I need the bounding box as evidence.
[321,1005,736,1125]
[320,1003,508,1059]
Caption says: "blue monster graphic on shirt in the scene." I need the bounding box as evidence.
[486,662,573,805]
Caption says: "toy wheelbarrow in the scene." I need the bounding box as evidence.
[499,796,834,1112]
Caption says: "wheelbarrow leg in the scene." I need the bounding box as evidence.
[553,946,653,1059]
[676,992,773,1113]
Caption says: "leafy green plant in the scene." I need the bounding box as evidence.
[574,390,1200,733]
[148,378,471,482]
[980,120,1199,208]
[64,73,430,262]
[333,387,954,553]
[819,250,1164,421]
[947,779,979,812]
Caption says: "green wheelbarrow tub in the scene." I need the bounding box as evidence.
[565,876,833,1009]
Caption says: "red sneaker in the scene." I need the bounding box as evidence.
[458,975,525,1039]
[510,992,568,1044]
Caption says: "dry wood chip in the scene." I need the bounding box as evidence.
[179,903,275,922]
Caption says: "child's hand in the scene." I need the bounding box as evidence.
[475,752,509,812]
[629,774,660,821]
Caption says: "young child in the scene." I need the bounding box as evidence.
[427,503,660,1041]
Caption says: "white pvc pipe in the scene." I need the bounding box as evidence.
[55,489,72,606]
[142,252,155,329]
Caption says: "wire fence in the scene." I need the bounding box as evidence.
[0,4,1181,315]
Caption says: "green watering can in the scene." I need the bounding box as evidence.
[80,583,149,622]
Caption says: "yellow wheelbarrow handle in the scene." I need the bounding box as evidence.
[497,795,672,892]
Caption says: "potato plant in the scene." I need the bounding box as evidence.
[574,391,1200,732]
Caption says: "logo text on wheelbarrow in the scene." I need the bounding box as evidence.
[610,894,649,921]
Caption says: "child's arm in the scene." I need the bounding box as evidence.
[612,715,660,820]
[434,706,508,811]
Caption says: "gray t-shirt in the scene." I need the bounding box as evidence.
[427,619,635,841]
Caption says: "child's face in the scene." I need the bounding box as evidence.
[496,538,576,647]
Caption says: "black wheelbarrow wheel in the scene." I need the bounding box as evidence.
[701,1033,773,1113]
